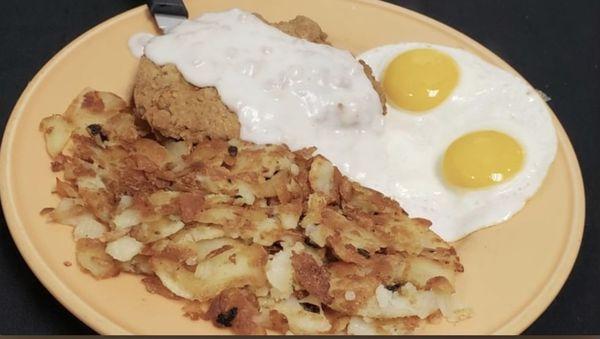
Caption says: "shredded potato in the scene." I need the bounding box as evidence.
[40,89,469,334]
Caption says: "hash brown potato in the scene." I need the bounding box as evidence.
[40,89,469,334]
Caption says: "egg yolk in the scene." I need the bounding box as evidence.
[382,48,459,112]
[443,131,524,188]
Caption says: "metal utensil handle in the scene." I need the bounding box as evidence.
[147,0,189,18]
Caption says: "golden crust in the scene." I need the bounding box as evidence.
[133,57,241,142]
[270,15,329,44]
[142,275,182,300]
[75,238,120,279]
[291,252,332,304]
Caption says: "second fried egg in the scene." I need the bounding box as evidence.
[358,43,557,241]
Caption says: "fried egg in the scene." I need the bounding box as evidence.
[358,43,557,241]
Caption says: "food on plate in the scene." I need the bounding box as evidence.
[132,10,386,144]
[36,3,564,332]
[34,2,566,332]
[354,43,557,241]
[40,89,469,334]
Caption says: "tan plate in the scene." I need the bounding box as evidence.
[0,0,585,335]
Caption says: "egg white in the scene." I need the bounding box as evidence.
[357,43,557,241]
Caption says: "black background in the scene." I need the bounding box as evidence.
[0,0,598,335]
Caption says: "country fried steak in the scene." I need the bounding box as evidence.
[133,15,386,143]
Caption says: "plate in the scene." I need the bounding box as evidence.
[0,0,584,334]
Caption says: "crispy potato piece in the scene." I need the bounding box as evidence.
[403,256,455,293]
[39,115,74,158]
[273,296,332,334]
[120,255,154,275]
[171,224,226,243]
[321,208,384,264]
[142,275,182,300]
[78,186,114,222]
[130,217,184,243]
[266,246,294,299]
[327,261,380,315]
[268,309,290,334]
[75,238,120,279]
[356,283,446,320]
[308,155,340,203]
[291,252,332,304]
[105,235,144,262]
[132,138,169,169]
[64,90,128,133]
[104,112,140,143]
[153,238,268,301]
[48,198,108,240]
[72,213,107,240]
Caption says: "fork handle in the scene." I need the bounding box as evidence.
[147,0,189,18]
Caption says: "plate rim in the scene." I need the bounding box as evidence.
[0,0,585,334]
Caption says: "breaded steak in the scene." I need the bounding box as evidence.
[134,57,241,142]
[133,15,385,143]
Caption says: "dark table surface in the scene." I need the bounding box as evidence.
[0,0,598,335]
